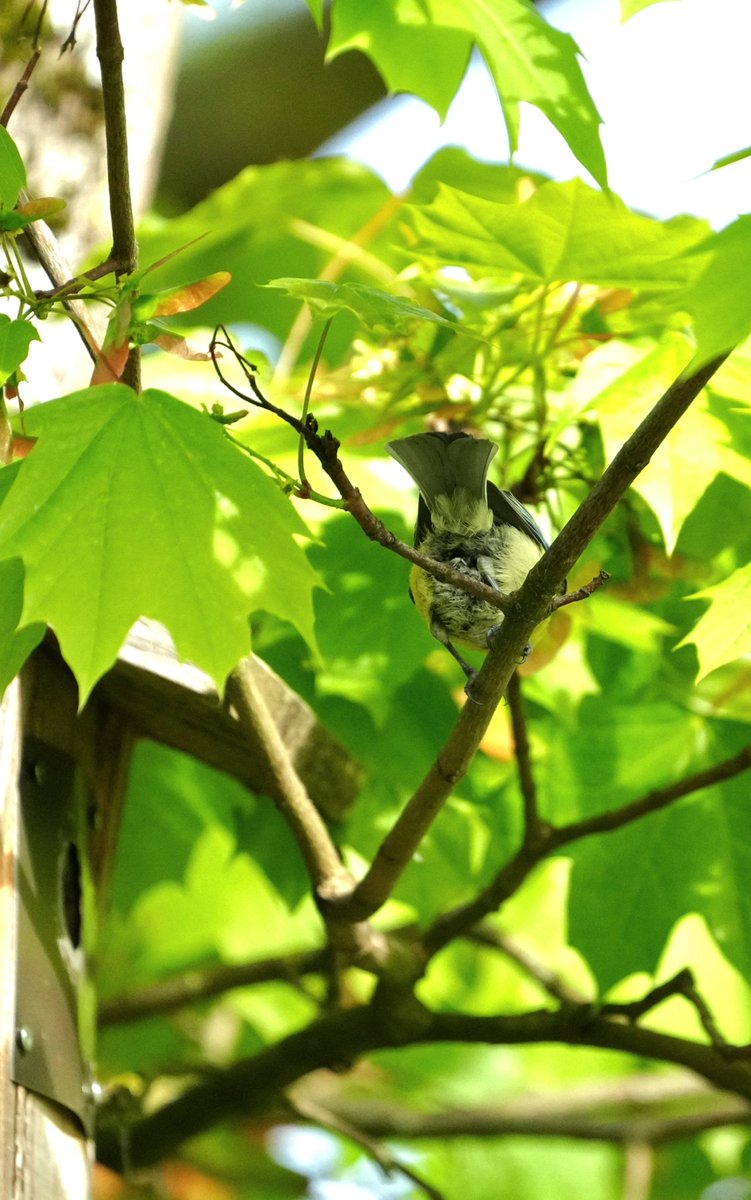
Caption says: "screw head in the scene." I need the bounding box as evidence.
[15,1026,33,1054]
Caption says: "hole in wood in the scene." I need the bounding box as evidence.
[61,841,82,949]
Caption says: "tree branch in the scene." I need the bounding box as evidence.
[97,945,331,1027]
[322,355,729,924]
[551,744,751,846]
[294,1076,751,1145]
[506,671,542,840]
[226,663,347,896]
[423,744,751,954]
[93,0,140,389]
[0,49,40,127]
[225,663,402,973]
[552,569,610,610]
[468,923,588,1006]
[96,998,751,1171]
[21,216,102,362]
[601,968,729,1054]
[290,1094,446,1200]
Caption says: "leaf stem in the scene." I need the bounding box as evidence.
[298,316,333,487]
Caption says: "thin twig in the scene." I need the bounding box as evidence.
[0,49,41,127]
[22,215,101,361]
[99,918,420,1026]
[423,744,751,955]
[290,1095,446,1200]
[552,569,610,609]
[33,255,121,300]
[61,0,93,54]
[506,671,542,840]
[468,923,588,1006]
[225,663,349,896]
[225,662,399,973]
[553,744,751,845]
[298,316,333,489]
[293,1072,751,1144]
[210,327,514,610]
[98,946,331,1027]
[602,968,730,1054]
[93,0,139,388]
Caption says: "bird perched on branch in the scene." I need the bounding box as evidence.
[387,431,550,687]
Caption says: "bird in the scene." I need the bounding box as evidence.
[387,430,550,687]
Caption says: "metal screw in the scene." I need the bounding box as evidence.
[15,1026,34,1054]
[82,1079,103,1103]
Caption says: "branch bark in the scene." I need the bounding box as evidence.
[323,355,729,924]
[225,663,408,974]
[293,1078,751,1145]
[93,0,140,389]
[424,744,751,954]
[96,997,751,1171]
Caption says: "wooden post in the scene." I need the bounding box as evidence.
[0,624,361,1190]
[0,657,97,1197]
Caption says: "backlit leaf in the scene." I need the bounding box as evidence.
[328,0,470,119]
[678,565,751,681]
[0,316,39,386]
[428,0,608,187]
[621,0,681,17]
[681,217,751,365]
[135,271,232,320]
[265,277,454,331]
[0,385,319,701]
[408,178,708,290]
[0,127,25,210]
[0,196,66,232]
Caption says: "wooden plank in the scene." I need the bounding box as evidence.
[93,621,362,821]
[0,677,92,1197]
[0,679,23,1197]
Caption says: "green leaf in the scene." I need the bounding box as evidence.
[0,557,45,694]
[0,196,66,232]
[682,217,751,365]
[328,0,606,185]
[0,126,25,211]
[136,158,395,363]
[328,0,471,119]
[302,0,324,27]
[426,1137,616,1200]
[568,719,751,992]
[541,698,704,828]
[708,145,751,172]
[110,740,249,916]
[569,804,699,992]
[427,0,608,188]
[621,0,681,18]
[0,315,39,386]
[306,513,441,724]
[650,1144,715,1200]
[409,178,708,290]
[591,334,735,551]
[265,277,454,331]
[678,564,751,681]
[0,385,319,701]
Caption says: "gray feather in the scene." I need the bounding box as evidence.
[387,432,498,511]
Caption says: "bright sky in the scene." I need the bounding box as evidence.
[317,0,751,228]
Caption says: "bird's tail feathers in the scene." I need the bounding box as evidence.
[387,432,497,512]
